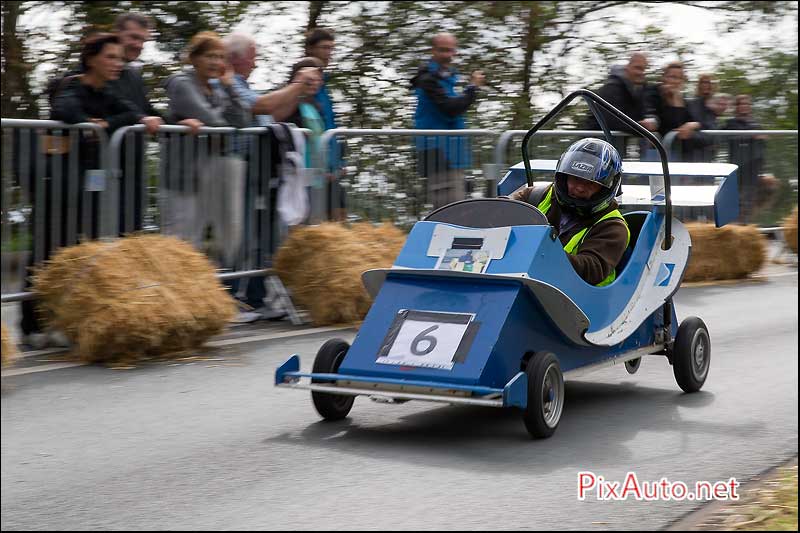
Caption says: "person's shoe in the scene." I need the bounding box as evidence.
[47,330,71,348]
[21,333,49,350]
[258,307,288,321]
[230,311,263,324]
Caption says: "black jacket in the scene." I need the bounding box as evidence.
[724,117,765,183]
[683,97,717,161]
[583,66,649,134]
[110,65,161,118]
[50,77,143,132]
[645,86,695,138]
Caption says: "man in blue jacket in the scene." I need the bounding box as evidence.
[412,33,484,209]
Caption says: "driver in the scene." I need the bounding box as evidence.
[510,138,630,286]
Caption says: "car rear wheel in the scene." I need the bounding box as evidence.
[673,317,710,393]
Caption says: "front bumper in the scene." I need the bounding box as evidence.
[275,355,528,408]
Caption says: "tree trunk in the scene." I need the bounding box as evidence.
[307,1,325,30]
[512,2,539,129]
[1,1,37,118]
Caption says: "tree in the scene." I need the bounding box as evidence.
[1,1,38,118]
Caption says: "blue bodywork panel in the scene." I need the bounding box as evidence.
[714,168,739,227]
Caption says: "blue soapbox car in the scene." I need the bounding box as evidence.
[275,90,739,438]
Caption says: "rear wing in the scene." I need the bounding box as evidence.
[497,160,739,228]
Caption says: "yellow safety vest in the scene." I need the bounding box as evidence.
[537,186,630,287]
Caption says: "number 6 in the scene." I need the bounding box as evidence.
[411,325,439,356]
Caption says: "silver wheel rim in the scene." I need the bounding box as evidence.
[541,363,564,428]
[691,328,710,381]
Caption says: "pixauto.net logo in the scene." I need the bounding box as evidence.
[577,472,740,502]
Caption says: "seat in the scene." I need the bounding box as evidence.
[424,198,549,228]
[616,211,650,274]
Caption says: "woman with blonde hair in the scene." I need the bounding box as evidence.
[164,31,250,129]
[162,31,250,274]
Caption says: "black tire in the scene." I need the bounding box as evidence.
[311,338,355,420]
[673,317,710,393]
[523,352,564,439]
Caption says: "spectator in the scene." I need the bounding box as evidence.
[724,94,767,223]
[305,29,337,132]
[710,92,731,120]
[112,13,168,233]
[224,33,273,128]
[52,33,161,137]
[685,73,719,162]
[51,32,162,236]
[163,31,250,271]
[646,61,702,161]
[22,32,161,348]
[254,57,325,167]
[304,28,347,221]
[112,14,160,120]
[411,32,485,210]
[113,14,202,135]
[223,33,275,319]
[165,31,250,129]
[583,52,656,157]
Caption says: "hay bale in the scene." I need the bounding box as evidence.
[32,235,236,364]
[783,206,798,254]
[684,223,767,282]
[2,322,17,366]
[274,222,406,325]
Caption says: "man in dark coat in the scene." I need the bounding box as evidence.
[583,52,657,156]
[111,13,161,234]
[725,94,767,223]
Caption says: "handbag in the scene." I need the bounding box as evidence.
[40,74,82,155]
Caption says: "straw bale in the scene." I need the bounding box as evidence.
[274,222,406,325]
[32,235,236,364]
[2,322,17,366]
[684,223,767,282]
[783,206,798,254]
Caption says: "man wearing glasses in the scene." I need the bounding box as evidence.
[304,28,348,221]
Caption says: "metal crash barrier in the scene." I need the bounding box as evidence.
[318,128,499,226]
[2,120,305,324]
[662,130,798,225]
[2,119,109,302]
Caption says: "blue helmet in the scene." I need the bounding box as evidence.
[553,138,623,217]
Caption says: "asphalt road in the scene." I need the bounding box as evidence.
[2,271,797,530]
